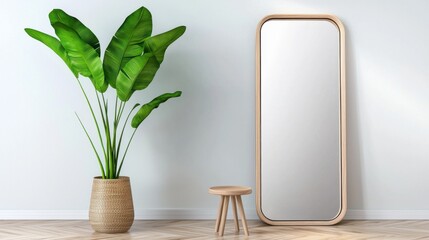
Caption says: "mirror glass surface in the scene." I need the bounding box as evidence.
[260,19,341,221]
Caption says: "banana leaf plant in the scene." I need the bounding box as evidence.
[25,7,185,179]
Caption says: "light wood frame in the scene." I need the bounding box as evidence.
[255,14,347,225]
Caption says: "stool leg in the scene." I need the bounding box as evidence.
[219,195,230,236]
[236,195,249,236]
[231,196,239,232]
[215,196,224,232]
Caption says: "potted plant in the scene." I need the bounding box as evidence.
[25,6,185,233]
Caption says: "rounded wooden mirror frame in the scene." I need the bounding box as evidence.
[255,14,347,225]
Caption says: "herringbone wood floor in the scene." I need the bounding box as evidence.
[1,220,429,239]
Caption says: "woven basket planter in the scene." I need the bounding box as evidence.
[89,176,134,233]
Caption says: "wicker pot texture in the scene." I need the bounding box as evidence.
[89,176,134,233]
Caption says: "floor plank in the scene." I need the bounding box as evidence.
[1,220,429,239]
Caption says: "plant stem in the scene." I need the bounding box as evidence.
[75,78,107,179]
[115,103,139,172]
[118,101,126,122]
[75,113,105,179]
[117,128,138,177]
[112,96,119,177]
[114,96,119,125]
[95,91,109,173]
[114,101,126,159]
[102,94,115,178]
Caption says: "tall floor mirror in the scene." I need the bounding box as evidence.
[256,15,346,225]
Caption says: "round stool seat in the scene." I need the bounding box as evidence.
[209,186,252,196]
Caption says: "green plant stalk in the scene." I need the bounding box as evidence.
[114,96,119,125]
[117,128,138,177]
[95,91,109,177]
[116,101,127,159]
[112,97,119,175]
[113,101,128,177]
[75,78,108,178]
[94,92,131,179]
[113,99,119,164]
[115,104,139,168]
[112,98,119,177]
[105,99,111,176]
[102,96,115,178]
[75,113,105,178]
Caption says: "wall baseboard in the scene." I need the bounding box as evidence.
[0,209,248,220]
[2,209,429,220]
[345,210,429,220]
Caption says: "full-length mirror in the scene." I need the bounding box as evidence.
[256,15,346,225]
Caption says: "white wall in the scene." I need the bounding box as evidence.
[1,0,428,220]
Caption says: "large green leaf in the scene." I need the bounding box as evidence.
[116,53,160,101]
[49,9,100,56]
[131,91,182,128]
[24,28,78,77]
[103,6,152,88]
[52,23,107,92]
[121,26,186,94]
[132,56,160,90]
[116,54,152,101]
[143,26,186,64]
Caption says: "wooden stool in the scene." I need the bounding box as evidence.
[209,186,252,236]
